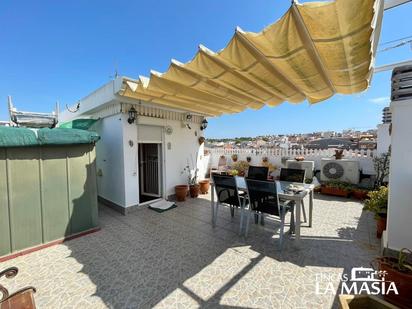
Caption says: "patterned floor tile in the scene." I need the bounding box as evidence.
[0,193,379,308]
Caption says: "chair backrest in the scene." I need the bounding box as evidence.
[280,168,305,183]
[247,166,269,180]
[245,178,280,216]
[212,174,241,206]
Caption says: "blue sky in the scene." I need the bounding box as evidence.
[0,0,411,138]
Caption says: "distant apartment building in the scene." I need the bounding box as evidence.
[382,106,392,124]
[305,138,357,150]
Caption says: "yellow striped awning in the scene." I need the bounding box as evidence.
[119,0,384,116]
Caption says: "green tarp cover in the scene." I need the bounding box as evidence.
[59,119,99,130]
[0,127,100,147]
[37,128,100,145]
[0,126,39,147]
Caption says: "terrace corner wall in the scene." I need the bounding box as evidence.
[387,99,412,251]
[94,114,126,207]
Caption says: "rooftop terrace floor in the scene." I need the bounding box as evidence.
[0,193,380,308]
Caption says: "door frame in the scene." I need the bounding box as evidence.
[138,143,162,198]
[136,124,166,203]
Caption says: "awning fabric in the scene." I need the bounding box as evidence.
[119,0,384,116]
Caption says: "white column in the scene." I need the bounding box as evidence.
[387,98,412,250]
[377,123,391,155]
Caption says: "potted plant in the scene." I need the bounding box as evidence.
[376,248,412,308]
[182,156,200,199]
[228,169,239,176]
[373,150,391,188]
[232,160,249,177]
[231,154,238,162]
[321,181,352,198]
[352,187,370,200]
[199,179,210,194]
[333,149,344,160]
[363,186,388,238]
[175,185,189,202]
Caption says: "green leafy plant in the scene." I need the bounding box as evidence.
[363,186,388,218]
[232,160,249,174]
[228,169,239,176]
[397,248,412,272]
[373,150,390,189]
[323,181,354,190]
[181,154,199,185]
[353,188,370,193]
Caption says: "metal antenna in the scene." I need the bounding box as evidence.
[66,101,80,113]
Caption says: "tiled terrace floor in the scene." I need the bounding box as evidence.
[0,193,379,309]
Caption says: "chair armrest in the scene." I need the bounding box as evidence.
[0,267,18,301]
[0,287,36,309]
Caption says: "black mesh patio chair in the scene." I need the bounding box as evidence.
[244,179,294,249]
[212,174,247,232]
[247,165,269,225]
[247,166,269,180]
[280,168,305,183]
[279,168,307,223]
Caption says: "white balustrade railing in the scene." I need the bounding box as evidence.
[204,148,377,175]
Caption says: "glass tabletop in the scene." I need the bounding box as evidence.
[235,176,312,196]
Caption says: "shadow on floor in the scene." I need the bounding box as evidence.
[64,193,380,308]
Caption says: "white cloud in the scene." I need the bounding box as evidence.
[368,96,389,105]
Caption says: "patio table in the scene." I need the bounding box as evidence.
[210,176,315,245]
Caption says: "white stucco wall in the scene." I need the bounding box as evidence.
[93,114,126,206]
[387,99,412,251]
[118,114,205,207]
[377,123,391,155]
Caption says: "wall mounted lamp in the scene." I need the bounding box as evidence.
[200,118,208,131]
[127,107,137,124]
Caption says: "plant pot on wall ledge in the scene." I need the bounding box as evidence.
[321,186,350,198]
[175,185,189,202]
[377,249,412,309]
[376,215,387,239]
[199,179,210,194]
[352,189,369,200]
[189,184,200,198]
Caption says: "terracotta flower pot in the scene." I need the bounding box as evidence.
[378,257,412,308]
[352,189,369,200]
[321,186,350,198]
[189,184,200,198]
[175,185,188,202]
[376,216,387,239]
[199,179,210,194]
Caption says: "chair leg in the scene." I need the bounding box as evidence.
[301,200,307,223]
[214,202,219,226]
[279,209,286,250]
[290,207,295,234]
[245,210,253,237]
[239,200,245,235]
[230,205,235,218]
[254,213,259,224]
[260,213,265,226]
